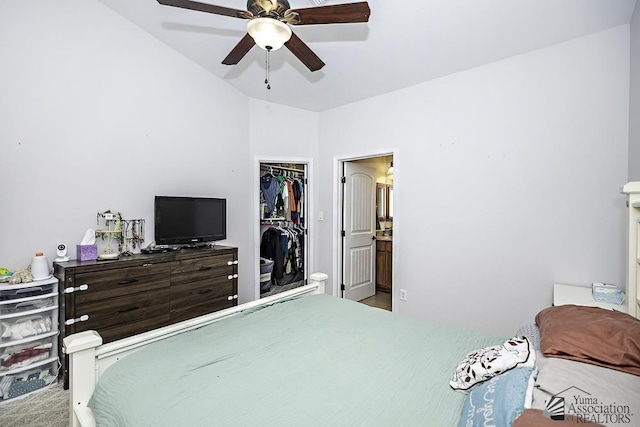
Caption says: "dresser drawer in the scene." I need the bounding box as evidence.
[73,263,170,304]
[170,276,235,323]
[73,288,170,337]
[171,253,236,278]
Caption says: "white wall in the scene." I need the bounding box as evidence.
[630,4,640,181]
[0,1,255,300]
[317,26,630,335]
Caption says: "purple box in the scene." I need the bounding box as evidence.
[76,244,98,261]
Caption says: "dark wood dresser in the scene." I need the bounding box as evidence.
[54,245,238,387]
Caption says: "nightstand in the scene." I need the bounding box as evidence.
[553,283,627,312]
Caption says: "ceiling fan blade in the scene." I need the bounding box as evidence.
[157,0,251,19]
[286,2,370,25]
[222,33,256,65]
[284,32,325,72]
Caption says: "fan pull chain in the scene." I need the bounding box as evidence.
[265,49,271,90]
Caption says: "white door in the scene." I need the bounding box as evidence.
[342,162,376,301]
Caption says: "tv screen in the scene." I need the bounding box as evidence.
[154,196,226,246]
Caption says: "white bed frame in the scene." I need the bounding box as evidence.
[623,182,640,318]
[62,272,328,427]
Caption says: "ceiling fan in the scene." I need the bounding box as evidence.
[157,0,371,72]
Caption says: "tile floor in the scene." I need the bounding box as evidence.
[359,291,392,311]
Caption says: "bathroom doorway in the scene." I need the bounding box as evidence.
[339,153,394,311]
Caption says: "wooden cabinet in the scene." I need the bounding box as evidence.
[54,245,238,387]
[376,240,392,293]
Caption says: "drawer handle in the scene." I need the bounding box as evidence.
[142,263,154,267]
[65,315,89,326]
[226,260,239,266]
[117,279,139,285]
[64,284,89,294]
[16,287,43,294]
[227,274,238,280]
[197,266,212,271]
[15,302,35,309]
[227,295,233,301]
[118,306,139,313]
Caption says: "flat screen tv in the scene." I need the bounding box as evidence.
[154,196,226,247]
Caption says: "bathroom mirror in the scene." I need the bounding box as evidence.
[377,184,393,221]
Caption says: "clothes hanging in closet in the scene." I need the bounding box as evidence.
[260,173,280,217]
[260,223,305,286]
[260,228,284,283]
[260,170,305,225]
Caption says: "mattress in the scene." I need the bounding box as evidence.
[88,294,504,426]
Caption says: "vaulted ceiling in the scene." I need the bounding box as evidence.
[97,0,637,111]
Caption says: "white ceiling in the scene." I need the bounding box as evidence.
[97,0,637,112]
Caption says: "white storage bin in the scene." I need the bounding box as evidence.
[0,278,56,301]
[0,357,59,402]
[0,308,56,343]
[0,334,58,372]
[0,293,56,316]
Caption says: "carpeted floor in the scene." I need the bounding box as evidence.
[259,277,305,297]
[1,381,68,427]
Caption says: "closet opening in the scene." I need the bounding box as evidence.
[258,162,309,299]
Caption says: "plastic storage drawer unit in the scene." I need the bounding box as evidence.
[0,277,59,404]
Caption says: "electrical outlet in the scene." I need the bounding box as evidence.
[400,289,407,301]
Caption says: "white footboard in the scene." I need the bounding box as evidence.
[63,272,328,427]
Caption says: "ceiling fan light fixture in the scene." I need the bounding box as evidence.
[247,18,292,51]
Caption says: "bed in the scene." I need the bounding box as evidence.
[64,272,508,426]
[63,269,640,427]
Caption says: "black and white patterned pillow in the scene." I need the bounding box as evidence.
[450,336,535,392]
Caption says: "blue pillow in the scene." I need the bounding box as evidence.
[458,367,536,427]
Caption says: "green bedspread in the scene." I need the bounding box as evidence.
[88,294,503,426]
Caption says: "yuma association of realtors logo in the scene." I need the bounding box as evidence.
[544,386,634,424]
